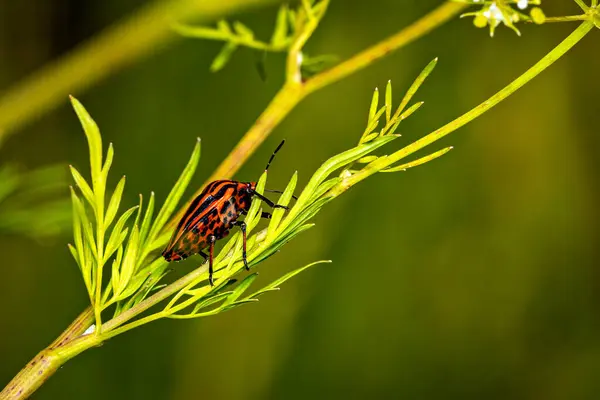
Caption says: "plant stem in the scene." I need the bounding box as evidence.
[573,0,589,11]
[536,15,589,23]
[330,20,596,195]
[304,1,466,93]
[169,1,467,229]
[0,0,282,143]
[0,333,101,400]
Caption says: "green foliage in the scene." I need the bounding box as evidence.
[65,59,449,333]
[68,96,200,329]
[173,0,330,75]
[0,164,70,238]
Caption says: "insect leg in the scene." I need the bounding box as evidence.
[251,191,289,210]
[233,221,249,270]
[199,250,208,260]
[208,235,216,286]
[240,209,272,219]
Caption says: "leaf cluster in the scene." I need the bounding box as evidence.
[173,0,330,74]
[68,97,201,328]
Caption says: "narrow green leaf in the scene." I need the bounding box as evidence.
[217,20,231,34]
[245,172,267,229]
[247,260,331,299]
[381,146,453,173]
[357,155,378,164]
[255,50,268,82]
[266,171,297,241]
[104,175,126,230]
[116,224,140,297]
[70,188,84,255]
[360,131,379,144]
[69,166,95,210]
[233,21,254,39]
[120,257,167,301]
[148,138,200,243]
[250,224,315,267]
[70,187,97,256]
[287,9,297,31]
[210,42,238,72]
[139,191,155,246]
[363,106,386,136]
[69,96,103,190]
[395,58,437,117]
[173,24,227,40]
[102,143,114,180]
[120,262,171,313]
[368,87,379,124]
[385,80,392,122]
[223,273,258,306]
[271,5,289,45]
[190,292,233,314]
[399,101,424,122]
[111,246,122,296]
[308,177,341,205]
[222,298,259,311]
[104,206,138,263]
[67,243,79,268]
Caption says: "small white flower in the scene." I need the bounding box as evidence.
[487,2,504,21]
[517,0,528,10]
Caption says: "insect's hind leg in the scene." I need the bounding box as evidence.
[233,220,249,271]
[208,235,216,286]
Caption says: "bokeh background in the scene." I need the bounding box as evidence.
[1,1,599,399]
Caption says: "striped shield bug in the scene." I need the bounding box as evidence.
[162,140,290,286]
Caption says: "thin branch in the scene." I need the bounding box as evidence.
[330,20,596,195]
[304,1,466,93]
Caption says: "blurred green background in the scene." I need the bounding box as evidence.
[1,1,600,399]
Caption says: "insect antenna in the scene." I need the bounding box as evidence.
[264,140,286,172]
[264,188,298,200]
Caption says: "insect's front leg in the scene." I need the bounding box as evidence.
[251,191,289,210]
[208,235,216,286]
[233,220,249,271]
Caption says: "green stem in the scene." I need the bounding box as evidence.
[539,15,589,23]
[304,1,466,93]
[173,24,289,52]
[331,20,596,195]
[573,0,589,11]
[0,333,101,400]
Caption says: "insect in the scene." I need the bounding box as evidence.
[162,140,289,286]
